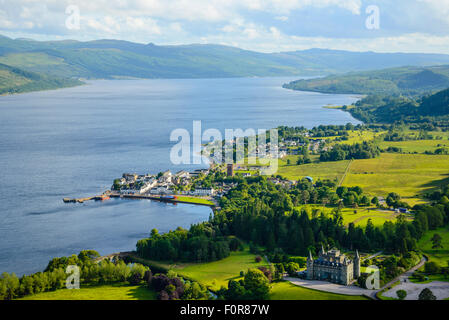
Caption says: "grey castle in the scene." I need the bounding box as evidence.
[306,247,360,286]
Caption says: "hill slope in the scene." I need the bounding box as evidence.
[0,63,82,95]
[347,87,449,124]
[2,35,449,80]
[283,65,449,95]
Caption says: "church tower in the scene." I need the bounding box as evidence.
[354,250,361,279]
[306,250,314,280]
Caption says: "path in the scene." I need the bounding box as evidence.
[338,159,353,187]
[382,280,449,300]
[365,251,383,260]
[376,256,427,294]
[284,277,372,297]
[375,256,449,300]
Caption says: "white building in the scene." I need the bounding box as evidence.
[191,188,215,196]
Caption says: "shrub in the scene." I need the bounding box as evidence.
[396,290,407,300]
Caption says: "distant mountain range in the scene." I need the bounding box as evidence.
[3,34,449,95]
[2,35,449,80]
[283,65,449,96]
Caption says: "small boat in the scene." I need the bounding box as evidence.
[160,195,177,201]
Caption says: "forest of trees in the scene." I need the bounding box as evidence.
[136,176,449,265]
[348,88,449,128]
[0,250,151,300]
[319,141,381,161]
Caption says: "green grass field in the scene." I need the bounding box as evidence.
[278,157,350,183]
[417,227,449,268]
[333,130,384,145]
[342,153,449,205]
[176,196,214,206]
[175,249,266,291]
[269,281,368,300]
[18,283,157,300]
[379,140,449,154]
[340,208,412,227]
[294,204,407,227]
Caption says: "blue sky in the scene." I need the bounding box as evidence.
[1,0,449,53]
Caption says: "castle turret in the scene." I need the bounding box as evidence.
[353,250,361,279]
[306,250,314,280]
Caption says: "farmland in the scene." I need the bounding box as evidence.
[342,153,449,205]
[278,157,350,183]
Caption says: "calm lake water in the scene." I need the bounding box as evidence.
[0,77,360,275]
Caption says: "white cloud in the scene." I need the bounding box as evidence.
[417,0,449,24]
[0,0,449,54]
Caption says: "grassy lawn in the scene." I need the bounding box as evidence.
[278,158,350,183]
[342,153,449,204]
[270,281,368,300]
[417,227,449,268]
[176,196,214,206]
[18,283,157,300]
[174,249,266,291]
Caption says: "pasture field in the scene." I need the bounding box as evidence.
[175,248,267,291]
[294,205,407,227]
[378,140,449,154]
[278,157,350,183]
[333,130,384,145]
[342,153,449,204]
[417,227,449,268]
[18,283,157,300]
[269,281,368,300]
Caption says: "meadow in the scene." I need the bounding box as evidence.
[330,130,384,145]
[294,204,407,227]
[378,140,449,154]
[175,248,266,291]
[277,157,350,183]
[417,227,449,268]
[342,153,449,205]
[18,283,157,300]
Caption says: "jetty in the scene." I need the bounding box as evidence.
[63,192,216,208]
[63,194,110,203]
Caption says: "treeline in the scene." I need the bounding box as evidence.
[309,124,358,138]
[216,180,449,255]
[277,123,363,140]
[134,176,449,272]
[319,141,380,161]
[136,228,242,263]
[0,250,151,300]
